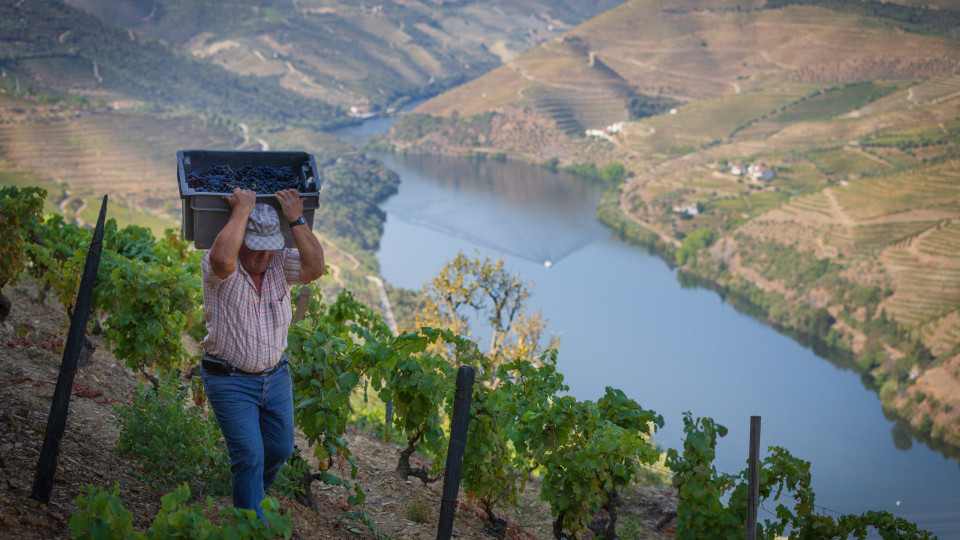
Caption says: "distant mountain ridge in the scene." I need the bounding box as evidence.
[411,0,960,122]
[0,0,343,128]
[0,0,629,281]
[60,0,627,110]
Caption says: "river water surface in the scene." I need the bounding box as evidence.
[335,116,960,537]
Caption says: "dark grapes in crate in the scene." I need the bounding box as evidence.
[185,164,302,194]
[177,150,320,249]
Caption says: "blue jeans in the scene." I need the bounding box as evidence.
[201,358,294,518]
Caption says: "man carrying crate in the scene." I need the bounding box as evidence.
[199,187,325,518]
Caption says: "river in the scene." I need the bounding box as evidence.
[334,115,960,537]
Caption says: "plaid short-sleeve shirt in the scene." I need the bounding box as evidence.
[200,249,304,372]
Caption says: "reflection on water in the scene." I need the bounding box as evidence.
[678,269,960,465]
[376,153,609,265]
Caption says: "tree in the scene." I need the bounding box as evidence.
[540,157,560,172]
[675,227,717,265]
[416,251,559,375]
[601,161,626,185]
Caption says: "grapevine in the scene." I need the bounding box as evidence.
[457,352,567,531]
[473,352,664,539]
[0,186,46,321]
[98,251,198,381]
[286,289,394,535]
[364,327,484,483]
[17,199,201,383]
[666,412,937,540]
[70,483,292,540]
[530,392,662,539]
[458,380,521,533]
[113,373,231,497]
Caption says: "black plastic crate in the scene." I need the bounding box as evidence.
[177,150,321,249]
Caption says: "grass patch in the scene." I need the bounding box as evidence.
[943,120,960,134]
[262,7,284,23]
[0,171,62,215]
[667,145,696,155]
[710,197,748,211]
[773,82,900,122]
[771,161,830,192]
[85,202,177,237]
[404,497,431,523]
[866,147,921,167]
[866,133,943,146]
[807,147,889,176]
[642,85,818,142]
[747,190,790,209]
[691,180,733,190]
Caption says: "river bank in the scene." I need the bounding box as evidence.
[594,183,960,456]
[360,139,960,534]
[379,110,960,457]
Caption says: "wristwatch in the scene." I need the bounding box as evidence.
[289,216,307,228]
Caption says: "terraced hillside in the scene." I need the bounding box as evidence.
[62,0,627,109]
[0,0,343,129]
[0,99,247,232]
[387,0,960,449]
[0,85,404,310]
[403,0,960,144]
[853,74,960,118]
[743,160,960,325]
[0,114,234,195]
[513,37,632,134]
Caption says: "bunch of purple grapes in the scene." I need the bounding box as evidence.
[186,164,301,194]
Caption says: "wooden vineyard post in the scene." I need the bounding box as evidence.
[292,284,311,323]
[384,401,394,441]
[31,195,108,504]
[746,415,761,540]
[436,365,475,540]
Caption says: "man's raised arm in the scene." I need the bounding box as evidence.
[276,188,325,283]
[209,188,256,279]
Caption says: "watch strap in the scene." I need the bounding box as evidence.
[289,216,307,228]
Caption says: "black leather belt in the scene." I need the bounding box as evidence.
[201,354,286,377]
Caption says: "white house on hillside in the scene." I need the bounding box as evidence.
[586,121,625,139]
[349,104,377,118]
[672,203,699,216]
[748,164,775,181]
